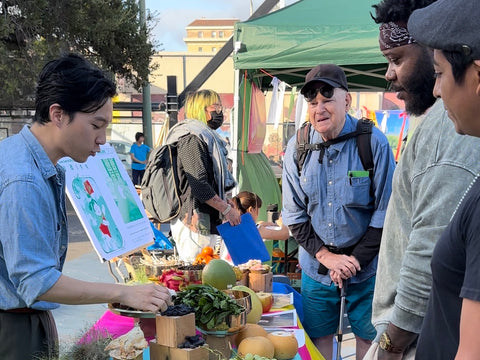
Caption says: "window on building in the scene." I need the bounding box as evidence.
[198,31,203,38]
[212,31,217,38]
[212,47,217,52]
[219,31,224,38]
[198,47,203,52]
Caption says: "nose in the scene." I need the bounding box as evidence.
[433,78,441,98]
[385,65,396,82]
[312,101,327,113]
[97,130,107,145]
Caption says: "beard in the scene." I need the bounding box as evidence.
[390,50,437,116]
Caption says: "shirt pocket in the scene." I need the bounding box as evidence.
[344,175,371,207]
[300,174,319,203]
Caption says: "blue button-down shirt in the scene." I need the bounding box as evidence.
[0,125,68,310]
[282,115,395,285]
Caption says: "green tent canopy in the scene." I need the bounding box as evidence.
[234,0,388,91]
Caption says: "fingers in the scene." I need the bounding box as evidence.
[227,208,241,226]
[329,270,342,287]
[125,284,173,313]
[347,255,361,271]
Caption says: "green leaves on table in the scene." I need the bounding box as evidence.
[174,284,244,330]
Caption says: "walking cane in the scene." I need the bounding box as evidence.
[336,279,347,360]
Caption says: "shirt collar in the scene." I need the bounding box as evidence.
[20,124,59,180]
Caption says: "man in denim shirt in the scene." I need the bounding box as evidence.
[0,54,172,359]
[282,64,395,360]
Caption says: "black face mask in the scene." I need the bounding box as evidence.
[207,111,224,130]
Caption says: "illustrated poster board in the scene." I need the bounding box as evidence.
[59,144,153,262]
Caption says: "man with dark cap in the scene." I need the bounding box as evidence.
[282,64,395,360]
[364,1,480,359]
[408,1,480,358]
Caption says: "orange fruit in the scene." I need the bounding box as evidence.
[202,246,214,256]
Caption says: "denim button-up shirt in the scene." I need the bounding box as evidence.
[282,115,395,285]
[0,125,68,310]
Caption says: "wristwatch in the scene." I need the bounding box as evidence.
[221,204,232,216]
[379,332,403,354]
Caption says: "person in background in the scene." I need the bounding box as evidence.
[0,53,172,359]
[364,1,480,359]
[167,89,241,264]
[282,64,396,360]
[232,190,290,241]
[408,1,480,358]
[130,131,151,186]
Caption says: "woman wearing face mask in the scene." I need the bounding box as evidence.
[165,89,241,263]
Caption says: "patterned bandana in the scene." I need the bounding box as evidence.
[379,21,416,51]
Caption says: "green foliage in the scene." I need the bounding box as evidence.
[0,0,158,108]
[174,284,244,330]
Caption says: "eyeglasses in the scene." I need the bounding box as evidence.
[303,84,335,102]
[206,104,223,114]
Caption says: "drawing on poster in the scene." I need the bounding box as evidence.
[60,144,154,262]
[72,177,124,253]
[100,157,143,223]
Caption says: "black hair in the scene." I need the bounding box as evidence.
[441,50,473,85]
[135,132,144,141]
[371,0,437,24]
[34,53,117,124]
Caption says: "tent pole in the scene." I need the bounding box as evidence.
[232,42,241,196]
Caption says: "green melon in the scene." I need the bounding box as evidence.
[201,259,237,290]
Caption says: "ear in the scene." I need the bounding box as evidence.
[49,104,64,127]
[345,92,352,111]
[473,60,480,97]
[205,107,212,121]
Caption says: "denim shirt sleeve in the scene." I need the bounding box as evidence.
[0,178,62,309]
[282,135,310,226]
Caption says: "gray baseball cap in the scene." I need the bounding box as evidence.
[408,0,480,59]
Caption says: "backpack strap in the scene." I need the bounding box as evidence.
[296,121,312,175]
[355,118,374,196]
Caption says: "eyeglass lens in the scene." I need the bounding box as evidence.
[208,104,223,114]
[304,84,334,102]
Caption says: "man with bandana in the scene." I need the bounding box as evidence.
[364,1,480,359]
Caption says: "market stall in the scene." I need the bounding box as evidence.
[231,0,389,215]
[83,281,321,360]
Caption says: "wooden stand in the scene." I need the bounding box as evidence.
[155,313,196,347]
[204,334,234,360]
[248,271,273,292]
[149,340,209,360]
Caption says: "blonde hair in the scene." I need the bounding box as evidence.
[184,89,220,124]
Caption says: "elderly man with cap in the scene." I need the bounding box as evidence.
[282,64,395,360]
[407,1,480,358]
[363,1,480,359]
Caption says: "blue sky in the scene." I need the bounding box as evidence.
[145,0,297,51]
